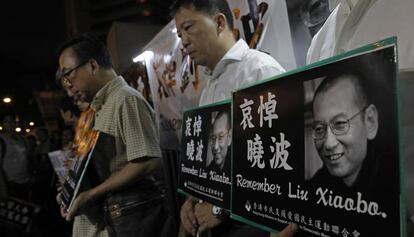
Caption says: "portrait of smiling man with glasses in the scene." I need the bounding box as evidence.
[310,70,379,189]
[207,111,231,172]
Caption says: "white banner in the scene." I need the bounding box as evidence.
[143,21,206,150]
[228,0,296,70]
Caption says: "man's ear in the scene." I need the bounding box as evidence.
[89,59,100,75]
[227,128,232,147]
[364,104,379,140]
[215,13,227,34]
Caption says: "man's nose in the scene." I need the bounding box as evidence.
[180,32,190,49]
[323,127,339,150]
[213,139,220,151]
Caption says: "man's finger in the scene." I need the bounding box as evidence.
[184,199,198,227]
[271,223,298,237]
[65,202,76,221]
[187,207,198,227]
[197,223,208,234]
[65,209,74,221]
[180,199,198,235]
[182,217,197,236]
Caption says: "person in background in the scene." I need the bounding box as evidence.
[59,96,81,128]
[32,127,54,202]
[0,136,8,201]
[0,115,30,200]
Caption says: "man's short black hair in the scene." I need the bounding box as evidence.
[170,0,234,30]
[213,110,230,130]
[57,34,113,69]
[314,68,370,111]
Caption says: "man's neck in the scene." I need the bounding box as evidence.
[208,33,237,71]
[94,69,118,92]
[219,162,225,170]
[343,165,362,187]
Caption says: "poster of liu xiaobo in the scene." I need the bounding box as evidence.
[231,37,405,236]
[178,101,232,210]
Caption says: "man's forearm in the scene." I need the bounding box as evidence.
[89,157,160,200]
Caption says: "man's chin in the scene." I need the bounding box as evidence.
[326,166,348,179]
[214,159,224,166]
[191,57,205,66]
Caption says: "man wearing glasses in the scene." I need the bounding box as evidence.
[308,63,404,235]
[56,35,166,237]
[207,111,231,172]
[310,70,379,189]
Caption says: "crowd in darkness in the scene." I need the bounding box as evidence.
[0,113,74,236]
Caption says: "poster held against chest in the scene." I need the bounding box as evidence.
[178,101,231,209]
[59,110,100,212]
[231,38,403,236]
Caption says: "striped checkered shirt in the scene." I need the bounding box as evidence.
[72,76,161,237]
[90,76,161,180]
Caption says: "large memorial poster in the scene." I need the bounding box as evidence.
[231,38,403,236]
[178,101,231,209]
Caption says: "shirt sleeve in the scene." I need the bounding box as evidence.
[118,95,161,161]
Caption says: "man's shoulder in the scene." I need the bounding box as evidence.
[234,48,284,83]
[242,48,279,65]
[241,48,284,73]
[109,82,145,102]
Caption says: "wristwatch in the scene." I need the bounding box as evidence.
[212,205,223,217]
[211,205,228,220]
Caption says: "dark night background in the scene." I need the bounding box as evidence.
[0,0,173,131]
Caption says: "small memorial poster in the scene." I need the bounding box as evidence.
[0,197,40,230]
[178,101,232,209]
[48,150,73,183]
[231,38,404,236]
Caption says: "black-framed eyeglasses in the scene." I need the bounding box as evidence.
[312,105,369,140]
[60,60,89,87]
[209,131,229,145]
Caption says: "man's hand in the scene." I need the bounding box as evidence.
[180,199,198,236]
[56,192,68,219]
[194,202,222,234]
[65,189,96,221]
[270,223,298,237]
